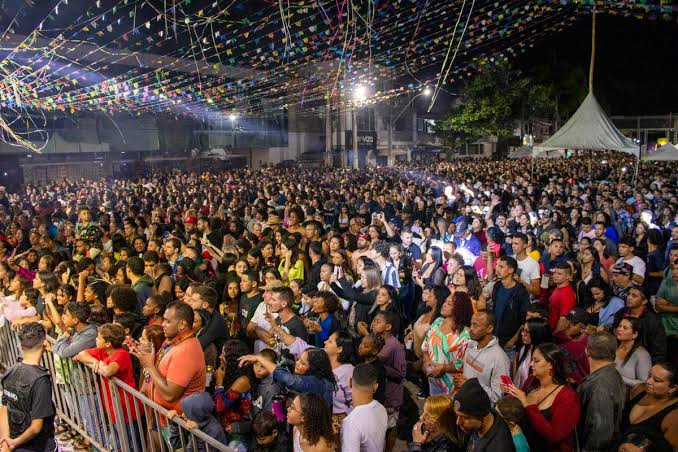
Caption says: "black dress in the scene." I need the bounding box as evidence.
[621,391,678,441]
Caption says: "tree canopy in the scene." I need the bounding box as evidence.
[436,62,557,151]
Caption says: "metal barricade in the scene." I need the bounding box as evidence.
[0,323,233,452]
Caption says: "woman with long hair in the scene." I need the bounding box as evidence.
[503,343,580,452]
[512,318,553,390]
[404,285,450,399]
[415,246,445,287]
[368,284,400,325]
[329,249,354,283]
[421,291,473,395]
[240,347,337,409]
[634,221,649,260]
[410,395,465,451]
[449,265,482,311]
[213,340,255,446]
[592,237,616,274]
[615,317,652,391]
[443,254,465,288]
[0,274,31,322]
[286,206,306,236]
[324,331,357,417]
[585,279,624,330]
[578,246,607,285]
[287,393,334,452]
[43,283,76,333]
[220,278,241,338]
[330,264,381,329]
[278,237,304,285]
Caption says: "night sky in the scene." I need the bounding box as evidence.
[521,14,678,116]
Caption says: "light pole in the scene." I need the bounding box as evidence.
[388,87,431,165]
[352,109,359,169]
[229,113,237,149]
[351,85,368,170]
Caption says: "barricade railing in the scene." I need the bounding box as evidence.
[0,323,233,452]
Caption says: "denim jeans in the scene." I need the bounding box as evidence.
[77,393,105,445]
[108,421,143,452]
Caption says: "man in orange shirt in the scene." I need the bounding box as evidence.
[135,301,205,447]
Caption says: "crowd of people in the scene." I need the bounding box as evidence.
[0,154,677,452]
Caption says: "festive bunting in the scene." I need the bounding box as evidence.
[0,0,674,141]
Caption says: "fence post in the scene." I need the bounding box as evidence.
[109,376,131,452]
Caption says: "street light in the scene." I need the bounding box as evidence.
[228,114,237,149]
[351,85,368,170]
[388,87,432,166]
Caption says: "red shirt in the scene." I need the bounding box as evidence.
[86,348,140,423]
[548,285,576,331]
[554,332,590,385]
[525,385,580,452]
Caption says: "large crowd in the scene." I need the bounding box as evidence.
[0,154,677,452]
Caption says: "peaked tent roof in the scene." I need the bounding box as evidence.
[533,92,639,157]
[643,142,678,161]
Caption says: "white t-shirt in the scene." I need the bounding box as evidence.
[616,256,646,280]
[249,302,278,353]
[512,254,540,285]
[341,399,388,452]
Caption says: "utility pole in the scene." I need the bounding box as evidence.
[352,108,359,169]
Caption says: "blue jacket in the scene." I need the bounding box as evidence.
[272,367,333,409]
[181,392,228,452]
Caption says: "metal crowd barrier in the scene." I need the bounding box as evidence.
[0,323,233,452]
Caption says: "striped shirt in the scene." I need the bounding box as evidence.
[381,262,401,289]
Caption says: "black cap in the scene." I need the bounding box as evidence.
[564,308,587,325]
[453,378,491,417]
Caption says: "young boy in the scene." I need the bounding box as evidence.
[75,323,141,451]
[496,395,530,452]
[52,302,101,442]
[357,334,386,405]
[142,294,168,326]
[370,311,406,452]
[250,410,288,452]
[167,392,228,452]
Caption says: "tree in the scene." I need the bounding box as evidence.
[436,62,554,154]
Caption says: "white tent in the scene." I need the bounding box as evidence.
[643,142,678,161]
[532,92,639,158]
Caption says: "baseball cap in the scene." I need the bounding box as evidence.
[185,216,197,225]
[611,262,632,277]
[388,216,403,230]
[453,378,491,418]
[357,232,370,241]
[565,308,587,325]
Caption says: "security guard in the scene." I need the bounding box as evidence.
[0,322,56,451]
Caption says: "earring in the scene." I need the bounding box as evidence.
[549,369,554,377]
